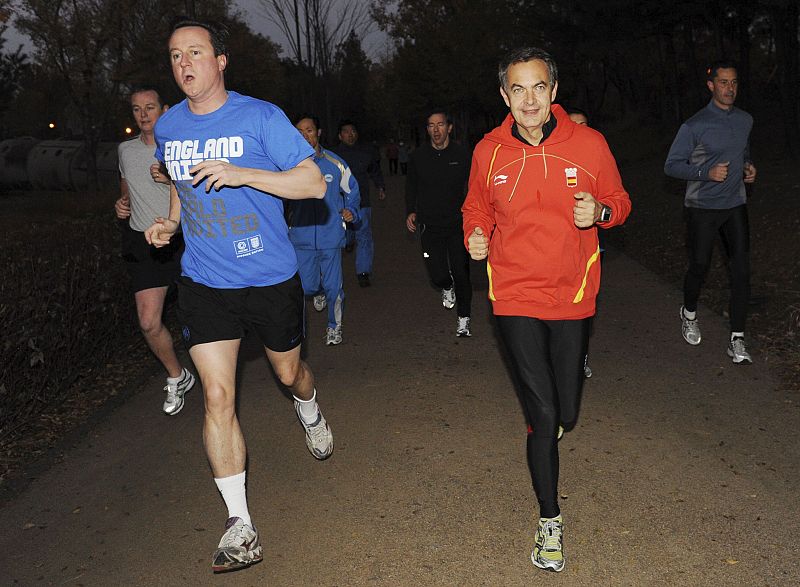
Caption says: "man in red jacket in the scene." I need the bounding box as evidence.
[462,47,631,573]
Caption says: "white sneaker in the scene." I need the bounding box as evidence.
[325,325,342,345]
[211,517,263,573]
[294,401,334,460]
[583,354,592,378]
[680,306,702,345]
[441,287,456,309]
[727,336,752,364]
[456,316,471,337]
[163,368,195,415]
[531,515,565,572]
[313,294,327,312]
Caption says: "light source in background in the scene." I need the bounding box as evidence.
[125,127,133,134]
[48,122,55,129]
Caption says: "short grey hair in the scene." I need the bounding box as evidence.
[498,47,558,90]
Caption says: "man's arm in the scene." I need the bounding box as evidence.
[462,154,495,259]
[115,178,131,219]
[145,183,181,247]
[589,140,632,228]
[341,164,360,223]
[189,157,326,200]
[405,154,418,232]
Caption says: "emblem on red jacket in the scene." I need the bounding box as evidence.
[564,167,578,188]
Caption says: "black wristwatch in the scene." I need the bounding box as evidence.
[598,205,612,224]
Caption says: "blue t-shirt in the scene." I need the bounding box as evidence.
[154,92,314,288]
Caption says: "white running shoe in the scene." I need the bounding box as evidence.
[163,368,195,416]
[531,515,564,572]
[313,294,327,312]
[441,287,456,309]
[456,316,471,337]
[211,517,263,573]
[680,306,702,345]
[583,354,592,378]
[325,325,343,346]
[294,401,334,460]
[727,336,752,364]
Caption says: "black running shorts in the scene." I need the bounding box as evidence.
[120,223,184,292]
[176,273,305,352]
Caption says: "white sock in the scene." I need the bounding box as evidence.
[214,471,251,527]
[294,389,319,423]
[731,331,744,340]
[166,368,184,384]
[683,308,696,320]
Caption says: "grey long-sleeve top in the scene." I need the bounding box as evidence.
[664,100,753,209]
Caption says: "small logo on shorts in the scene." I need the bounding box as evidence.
[564,167,578,187]
[233,234,265,258]
[182,326,191,342]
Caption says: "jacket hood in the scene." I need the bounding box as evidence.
[484,104,574,148]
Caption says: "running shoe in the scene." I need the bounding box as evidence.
[442,287,456,309]
[583,354,592,378]
[357,272,371,287]
[163,368,195,416]
[680,305,702,345]
[325,325,343,346]
[294,401,334,460]
[456,316,471,337]
[211,516,263,573]
[531,515,564,573]
[313,294,327,312]
[727,336,752,364]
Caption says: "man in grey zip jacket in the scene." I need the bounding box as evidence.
[664,60,757,364]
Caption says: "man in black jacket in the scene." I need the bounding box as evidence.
[405,109,473,336]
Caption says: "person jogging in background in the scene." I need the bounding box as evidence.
[665,60,756,364]
[145,17,332,574]
[405,108,473,337]
[332,120,385,287]
[288,114,360,345]
[114,86,195,415]
[462,47,631,573]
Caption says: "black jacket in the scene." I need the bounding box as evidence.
[405,141,471,227]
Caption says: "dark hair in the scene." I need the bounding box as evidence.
[498,47,558,89]
[129,85,164,107]
[171,17,229,57]
[563,105,588,119]
[706,60,737,81]
[426,109,453,126]
[294,113,320,129]
[337,119,357,134]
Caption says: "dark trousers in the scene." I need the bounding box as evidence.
[496,316,589,518]
[419,223,472,317]
[683,205,750,332]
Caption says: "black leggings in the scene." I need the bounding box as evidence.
[496,316,589,518]
[419,224,472,317]
[684,205,750,332]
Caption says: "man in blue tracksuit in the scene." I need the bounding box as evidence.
[289,114,361,345]
[665,60,757,364]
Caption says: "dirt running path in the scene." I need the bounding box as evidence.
[2,174,798,586]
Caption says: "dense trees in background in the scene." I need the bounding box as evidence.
[0,0,798,168]
[372,0,800,150]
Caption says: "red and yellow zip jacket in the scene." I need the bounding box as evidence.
[462,105,631,320]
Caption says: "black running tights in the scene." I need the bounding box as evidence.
[496,315,589,518]
[683,205,750,332]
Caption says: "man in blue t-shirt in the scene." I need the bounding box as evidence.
[287,114,360,346]
[145,18,331,574]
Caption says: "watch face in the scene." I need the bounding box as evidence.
[600,206,611,222]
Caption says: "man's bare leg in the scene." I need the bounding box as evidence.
[135,286,182,378]
[267,345,333,460]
